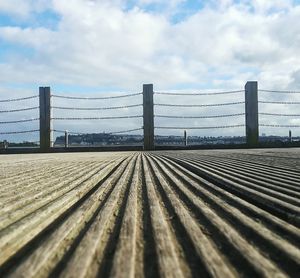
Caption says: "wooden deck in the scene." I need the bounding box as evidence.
[0,149,299,277]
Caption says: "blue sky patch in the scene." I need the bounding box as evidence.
[0,9,60,30]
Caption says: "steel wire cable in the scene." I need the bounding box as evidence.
[52,92,142,100]
[53,129,85,135]
[154,90,244,96]
[52,104,142,110]
[0,129,39,135]
[0,107,39,113]
[53,129,75,134]
[154,101,245,107]
[155,124,245,130]
[53,127,143,135]
[258,101,300,104]
[52,115,142,120]
[108,127,143,134]
[155,113,245,119]
[260,124,300,128]
[0,118,40,124]
[0,95,39,102]
[259,113,300,117]
[259,89,300,94]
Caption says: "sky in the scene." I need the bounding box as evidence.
[0,0,300,142]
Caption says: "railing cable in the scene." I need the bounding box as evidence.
[0,107,39,113]
[155,101,245,107]
[155,124,245,130]
[0,129,39,135]
[52,104,142,111]
[53,129,84,135]
[52,115,142,120]
[260,124,300,128]
[109,127,143,134]
[0,95,38,102]
[155,113,245,119]
[0,118,40,124]
[259,89,300,94]
[259,101,300,105]
[259,113,300,117]
[52,92,142,100]
[53,127,143,135]
[155,90,243,96]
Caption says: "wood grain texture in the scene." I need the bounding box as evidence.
[0,149,299,277]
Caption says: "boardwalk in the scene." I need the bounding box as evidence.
[0,149,300,277]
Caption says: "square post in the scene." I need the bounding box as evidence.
[143,84,154,150]
[245,81,259,146]
[39,87,52,151]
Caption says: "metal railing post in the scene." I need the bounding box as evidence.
[65,130,69,148]
[143,84,154,150]
[184,130,187,146]
[245,81,259,146]
[39,87,52,151]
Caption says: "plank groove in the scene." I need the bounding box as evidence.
[0,149,299,277]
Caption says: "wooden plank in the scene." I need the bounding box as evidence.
[0,150,299,277]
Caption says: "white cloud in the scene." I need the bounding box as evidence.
[0,27,54,48]
[251,0,293,13]
[136,0,186,8]
[0,0,50,17]
[0,0,35,17]
[0,0,300,139]
[0,0,299,89]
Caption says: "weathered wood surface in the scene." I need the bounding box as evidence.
[0,149,299,277]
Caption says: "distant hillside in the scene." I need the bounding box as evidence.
[54,133,300,147]
[54,133,143,146]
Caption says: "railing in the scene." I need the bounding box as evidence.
[154,92,245,129]
[0,95,40,143]
[0,82,300,151]
[258,89,300,129]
